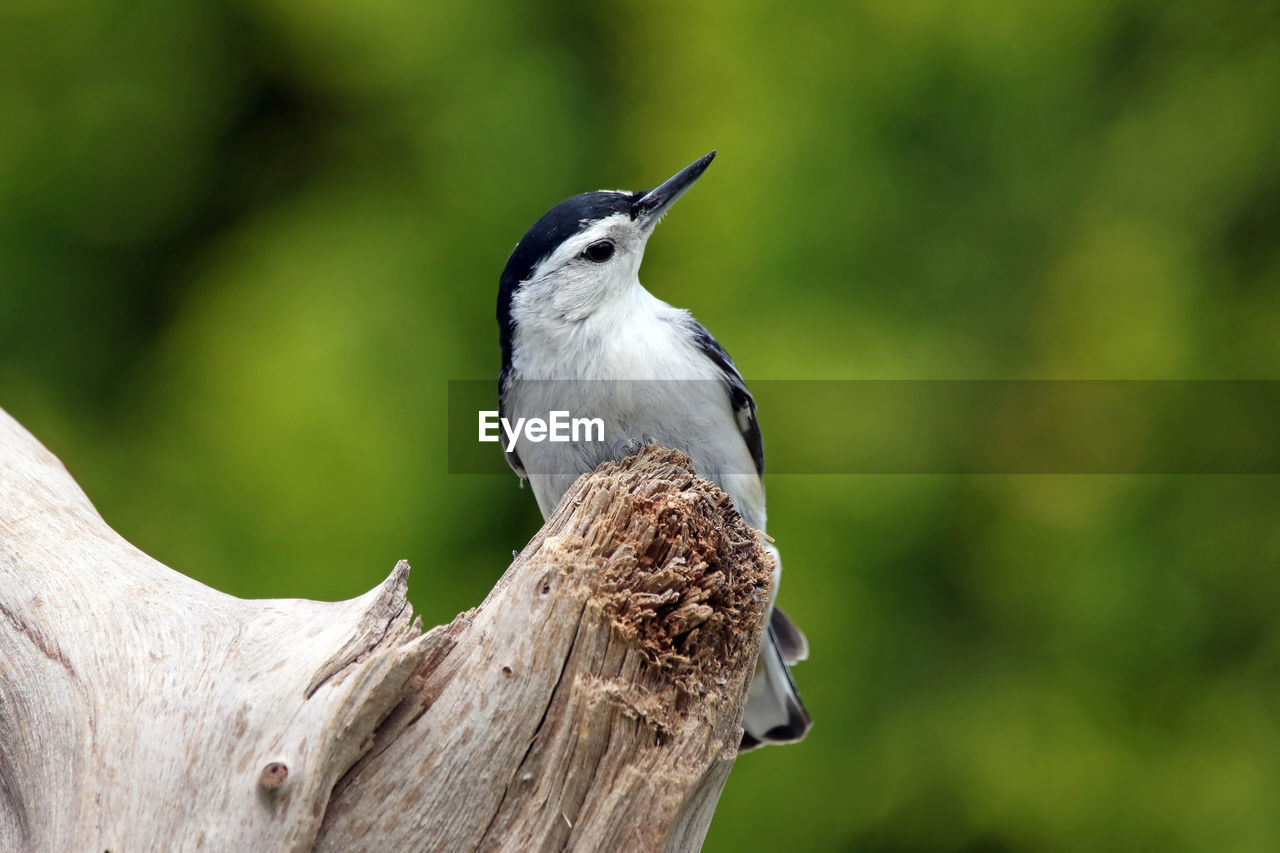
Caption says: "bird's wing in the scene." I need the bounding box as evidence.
[684,317,764,475]
[497,364,527,478]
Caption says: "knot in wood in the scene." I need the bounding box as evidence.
[259,762,289,791]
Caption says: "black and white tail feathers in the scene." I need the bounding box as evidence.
[740,607,811,751]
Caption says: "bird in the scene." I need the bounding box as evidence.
[495,150,810,750]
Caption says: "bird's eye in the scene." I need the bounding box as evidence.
[582,240,615,263]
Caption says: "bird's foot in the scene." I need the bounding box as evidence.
[610,434,659,461]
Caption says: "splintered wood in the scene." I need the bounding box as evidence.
[319,447,772,852]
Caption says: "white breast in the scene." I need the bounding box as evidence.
[507,285,766,529]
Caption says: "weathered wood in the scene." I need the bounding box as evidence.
[0,408,772,851]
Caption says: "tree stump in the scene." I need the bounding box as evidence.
[0,408,773,851]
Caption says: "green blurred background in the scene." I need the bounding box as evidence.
[3,0,1279,849]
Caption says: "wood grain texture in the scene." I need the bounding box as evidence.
[0,408,771,851]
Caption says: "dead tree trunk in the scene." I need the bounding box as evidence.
[0,408,772,852]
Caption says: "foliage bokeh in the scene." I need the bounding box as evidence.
[2,0,1279,849]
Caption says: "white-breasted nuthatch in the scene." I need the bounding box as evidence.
[496,151,810,750]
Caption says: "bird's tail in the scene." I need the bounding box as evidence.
[740,608,811,750]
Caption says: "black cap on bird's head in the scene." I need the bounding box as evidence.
[497,151,716,364]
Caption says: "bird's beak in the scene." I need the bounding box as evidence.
[632,151,716,229]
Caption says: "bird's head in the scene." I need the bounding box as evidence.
[498,151,715,363]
